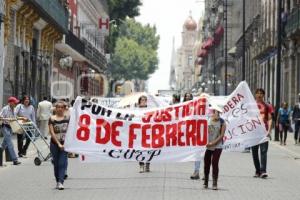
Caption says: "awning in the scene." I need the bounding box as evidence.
[214,26,224,38]
[202,37,214,50]
[197,49,208,57]
[197,58,204,65]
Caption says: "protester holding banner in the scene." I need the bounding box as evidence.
[182,93,200,180]
[137,95,151,173]
[171,94,181,105]
[276,102,291,145]
[49,100,70,190]
[252,88,273,179]
[203,105,225,190]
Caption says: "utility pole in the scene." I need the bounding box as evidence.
[224,0,228,95]
[242,0,246,80]
[275,0,282,141]
[0,0,5,108]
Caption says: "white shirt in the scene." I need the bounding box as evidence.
[37,100,52,120]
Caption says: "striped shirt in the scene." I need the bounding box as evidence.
[0,105,17,125]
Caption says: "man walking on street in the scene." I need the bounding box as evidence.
[252,88,273,178]
[0,97,22,165]
[37,97,52,139]
[292,94,300,144]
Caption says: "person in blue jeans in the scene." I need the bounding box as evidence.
[276,102,291,145]
[0,96,23,165]
[49,101,70,190]
[252,88,273,179]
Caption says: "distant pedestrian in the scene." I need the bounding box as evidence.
[203,105,225,190]
[15,95,36,157]
[0,97,22,165]
[276,102,291,145]
[171,94,181,105]
[137,95,151,173]
[183,92,193,102]
[49,100,70,190]
[292,94,300,144]
[252,88,273,179]
[182,93,201,180]
[37,97,52,139]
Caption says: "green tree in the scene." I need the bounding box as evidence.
[109,19,159,81]
[109,37,158,80]
[108,0,142,21]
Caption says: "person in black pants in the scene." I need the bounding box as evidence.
[292,95,300,144]
[252,88,273,179]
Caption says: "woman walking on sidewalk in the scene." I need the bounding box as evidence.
[203,105,225,190]
[49,101,70,190]
[15,95,36,157]
[276,102,291,145]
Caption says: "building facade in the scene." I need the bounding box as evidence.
[234,0,300,107]
[2,0,68,105]
[54,0,109,100]
[172,14,198,94]
[197,0,241,95]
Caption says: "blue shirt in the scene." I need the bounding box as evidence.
[279,108,290,123]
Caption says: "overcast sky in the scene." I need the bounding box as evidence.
[136,0,204,94]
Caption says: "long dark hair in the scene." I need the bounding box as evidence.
[21,95,31,105]
[183,93,193,102]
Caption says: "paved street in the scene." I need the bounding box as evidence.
[0,133,300,200]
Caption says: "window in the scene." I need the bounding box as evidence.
[188,55,193,66]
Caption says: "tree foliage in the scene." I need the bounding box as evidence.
[108,0,142,20]
[109,19,160,81]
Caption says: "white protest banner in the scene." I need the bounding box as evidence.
[218,81,268,151]
[65,97,208,162]
[91,97,121,108]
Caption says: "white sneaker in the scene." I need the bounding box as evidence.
[57,182,64,190]
[56,182,59,189]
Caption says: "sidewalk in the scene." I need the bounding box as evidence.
[270,130,300,159]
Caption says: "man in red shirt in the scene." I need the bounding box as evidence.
[251,88,273,178]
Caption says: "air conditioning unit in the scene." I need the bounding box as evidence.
[59,56,73,68]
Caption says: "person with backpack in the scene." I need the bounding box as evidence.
[203,104,225,190]
[276,102,291,145]
[252,88,273,179]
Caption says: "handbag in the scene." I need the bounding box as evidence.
[9,120,24,134]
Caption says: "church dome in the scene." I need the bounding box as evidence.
[184,15,197,31]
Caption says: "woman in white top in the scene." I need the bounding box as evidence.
[15,95,36,157]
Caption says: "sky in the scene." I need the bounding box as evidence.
[136,0,204,94]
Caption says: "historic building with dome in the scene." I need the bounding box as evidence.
[170,14,198,94]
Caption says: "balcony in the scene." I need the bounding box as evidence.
[65,31,85,55]
[28,0,68,33]
[82,38,107,72]
[285,8,300,38]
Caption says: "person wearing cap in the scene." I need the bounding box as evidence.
[203,104,225,190]
[292,93,300,144]
[0,97,23,165]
